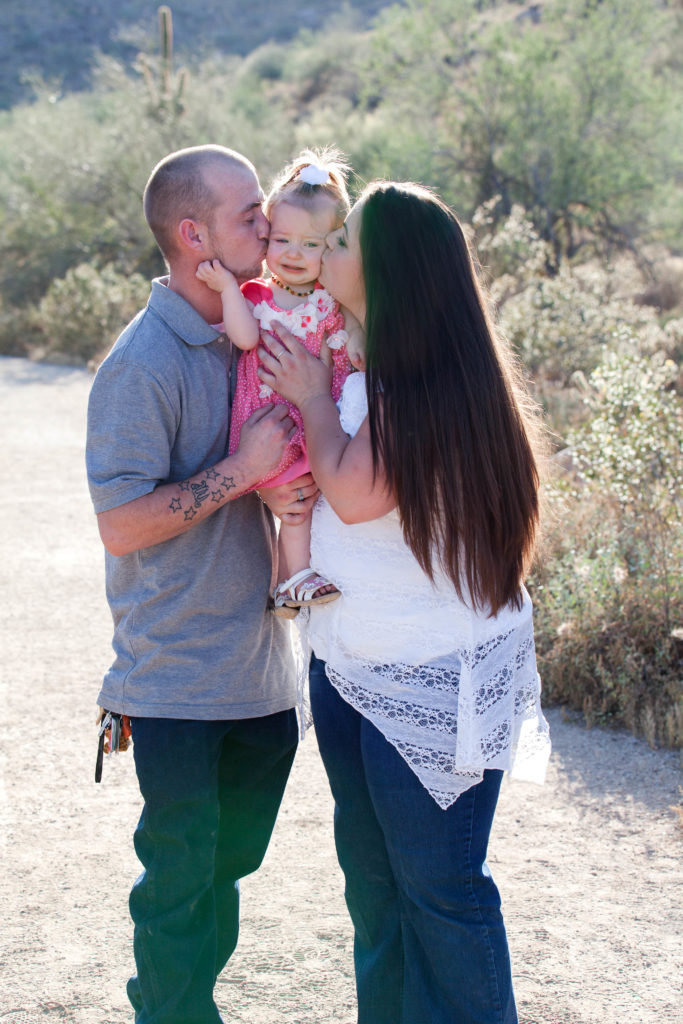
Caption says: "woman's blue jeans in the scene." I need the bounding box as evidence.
[309,656,518,1024]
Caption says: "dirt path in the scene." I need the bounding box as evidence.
[0,355,681,1024]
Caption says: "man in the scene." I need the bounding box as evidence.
[86,145,316,1024]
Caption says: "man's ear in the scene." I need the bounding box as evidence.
[177,218,206,252]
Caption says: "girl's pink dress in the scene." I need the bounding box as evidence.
[228,279,354,488]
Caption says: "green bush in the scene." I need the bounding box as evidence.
[0,297,34,356]
[355,0,682,251]
[475,200,669,384]
[0,82,164,310]
[33,262,150,364]
[500,265,665,384]
[530,348,683,747]
[471,199,680,437]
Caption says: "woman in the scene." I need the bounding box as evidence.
[258,181,551,1024]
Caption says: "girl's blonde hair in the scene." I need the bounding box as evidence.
[265,147,351,226]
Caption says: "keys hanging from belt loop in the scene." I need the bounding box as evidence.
[95,710,112,783]
[95,710,132,783]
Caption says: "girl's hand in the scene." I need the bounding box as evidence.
[196,258,239,295]
[257,323,332,408]
[347,341,366,372]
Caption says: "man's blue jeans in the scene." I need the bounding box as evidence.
[126,710,298,1024]
[309,656,518,1024]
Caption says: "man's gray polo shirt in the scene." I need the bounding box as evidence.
[86,278,296,719]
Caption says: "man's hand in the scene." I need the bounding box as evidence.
[237,404,297,486]
[258,473,319,524]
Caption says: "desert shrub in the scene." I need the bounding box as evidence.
[530,348,683,747]
[241,43,287,82]
[0,297,35,356]
[475,200,668,381]
[472,200,680,435]
[501,265,666,383]
[473,198,552,288]
[0,82,166,310]
[33,262,150,364]
[355,0,682,250]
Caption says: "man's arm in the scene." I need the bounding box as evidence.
[98,403,295,556]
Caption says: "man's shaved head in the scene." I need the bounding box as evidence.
[143,145,256,261]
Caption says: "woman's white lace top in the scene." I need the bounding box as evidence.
[308,372,551,808]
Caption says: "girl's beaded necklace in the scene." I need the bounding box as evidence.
[270,273,316,298]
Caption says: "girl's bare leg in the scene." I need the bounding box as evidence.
[277,516,314,584]
[277,516,337,597]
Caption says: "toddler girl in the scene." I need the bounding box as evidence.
[197,148,364,616]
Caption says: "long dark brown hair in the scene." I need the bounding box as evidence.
[359,181,542,615]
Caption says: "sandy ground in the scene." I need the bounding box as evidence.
[0,354,681,1024]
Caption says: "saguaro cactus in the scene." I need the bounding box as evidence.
[138,5,186,122]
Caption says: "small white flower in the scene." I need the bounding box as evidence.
[326,329,348,351]
[258,383,274,399]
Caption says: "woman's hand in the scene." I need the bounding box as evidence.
[257,323,332,408]
[258,473,319,524]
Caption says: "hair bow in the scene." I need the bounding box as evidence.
[298,163,331,186]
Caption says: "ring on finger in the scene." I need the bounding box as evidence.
[297,488,305,502]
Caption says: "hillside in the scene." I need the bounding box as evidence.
[0,0,392,109]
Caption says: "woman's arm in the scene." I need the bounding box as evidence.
[258,326,396,523]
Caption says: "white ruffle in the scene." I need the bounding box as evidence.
[307,372,551,808]
[253,288,337,339]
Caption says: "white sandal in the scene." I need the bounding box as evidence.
[272,568,341,617]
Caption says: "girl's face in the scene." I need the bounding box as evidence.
[319,202,365,324]
[266,200,338,288]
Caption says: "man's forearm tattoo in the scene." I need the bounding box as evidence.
[168,467,236,518]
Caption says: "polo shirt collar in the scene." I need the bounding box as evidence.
[148,276,222,347]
